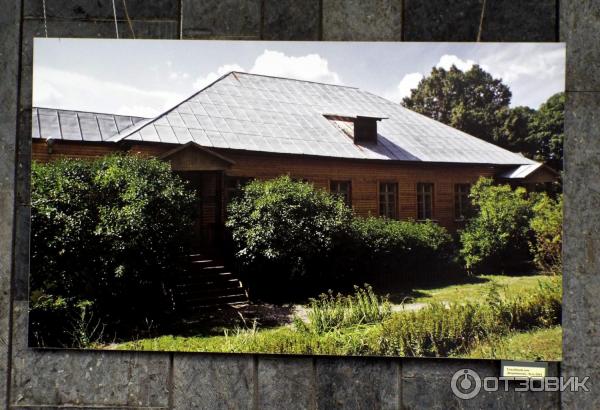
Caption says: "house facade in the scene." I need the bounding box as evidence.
[31,72,557,248]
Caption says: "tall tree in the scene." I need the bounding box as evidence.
[493,106,536,154]
[528,92,564,171]
[402,64,512,144]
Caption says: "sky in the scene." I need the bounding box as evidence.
[33,39,565,118]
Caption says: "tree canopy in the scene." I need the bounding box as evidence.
[402,65,511,145]
[30,155,196,346]
[402,64,564,171]
[528,92,565,170]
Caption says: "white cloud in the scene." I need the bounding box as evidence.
[116,105,161,117]
[479,45,564,83]
[384,47,564,108]
[385,55,475,104]
[192,50,342,91]
[34,66,184,116]
[37,49,344,118]
[436,54,477,71]
[192,63,245,90]
[249,50,341,84]
[34,43,564,120]
[33,82,64,107]
[168,71,190,81]
[384,72,423,102]
[479,45,565,108]
[433,48,564,86]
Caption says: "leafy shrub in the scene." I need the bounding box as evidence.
[529,194,562,275]
[459,178,533,273]
[350,216,454,277]
[28,293,79,347]
[506,278,562,330]
[30,155,196,346]
[226,176,456,298]
[29,293,105,349]
[295,284,392,334]
[226,175,352,298]
[377,277,561,357]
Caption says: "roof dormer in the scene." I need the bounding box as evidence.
[324,114,386,145]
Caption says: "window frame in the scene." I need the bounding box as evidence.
[454,183,472,221]
[225,176,253,204]
[378,181,399,219]
[330,180,352,207]
[416,182,434,220]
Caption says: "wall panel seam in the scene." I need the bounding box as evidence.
[5,1,26,407]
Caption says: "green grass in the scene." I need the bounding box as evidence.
[113,276,562,359]
[299,285,391,334]
[113,325,386,356]
[394,274,558,305]
[462,326,562,361]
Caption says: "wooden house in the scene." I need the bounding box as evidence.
[31,71,558,248]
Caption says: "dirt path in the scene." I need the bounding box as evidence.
[171,300,449,333]
[291,301,437,322]
[391,302,430,312]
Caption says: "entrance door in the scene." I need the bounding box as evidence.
[178,171,224,251]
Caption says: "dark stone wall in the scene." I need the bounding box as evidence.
[0,0,594,408]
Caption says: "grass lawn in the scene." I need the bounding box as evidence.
[113,326,563,361]
[462,326,562,361]
[112,324,385,356]
[387,274,557,306]
[109,274,561,360]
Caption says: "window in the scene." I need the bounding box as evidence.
[417,183,434,220]
[225,176,252,204]
[291,177,310,183]
[379,182,398,219]
[454,183,472,219]
[330,180,352,206]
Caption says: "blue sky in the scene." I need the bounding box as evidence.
[33,39,565,118]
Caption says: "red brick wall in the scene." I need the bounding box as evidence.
[32,140,120,161]
[33,140,505,232]
[211,149,500,232]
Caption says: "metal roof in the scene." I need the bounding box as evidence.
[32,72,538,167]
[32,107,147,142]
[112,72,537,166]
[499,162,545,179]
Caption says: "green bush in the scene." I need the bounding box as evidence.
[226,175,352,298]
[529,194,562,275]
[28,293,81,347]
[375,277,561,357]
[459,178,533,273]
[350,216,454,277]
[30,155,196,346]
[226,176,456,298]
[295,284,392,334]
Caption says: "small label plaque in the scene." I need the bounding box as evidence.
[501,361,548,378]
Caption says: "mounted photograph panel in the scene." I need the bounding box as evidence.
[29,40,564,360]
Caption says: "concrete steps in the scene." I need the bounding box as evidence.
[175,254,248,311]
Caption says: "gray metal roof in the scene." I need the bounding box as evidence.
[32,107,147,142]
[33,72,538,167]
[112,72,537,166]
[499,162,544,179]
